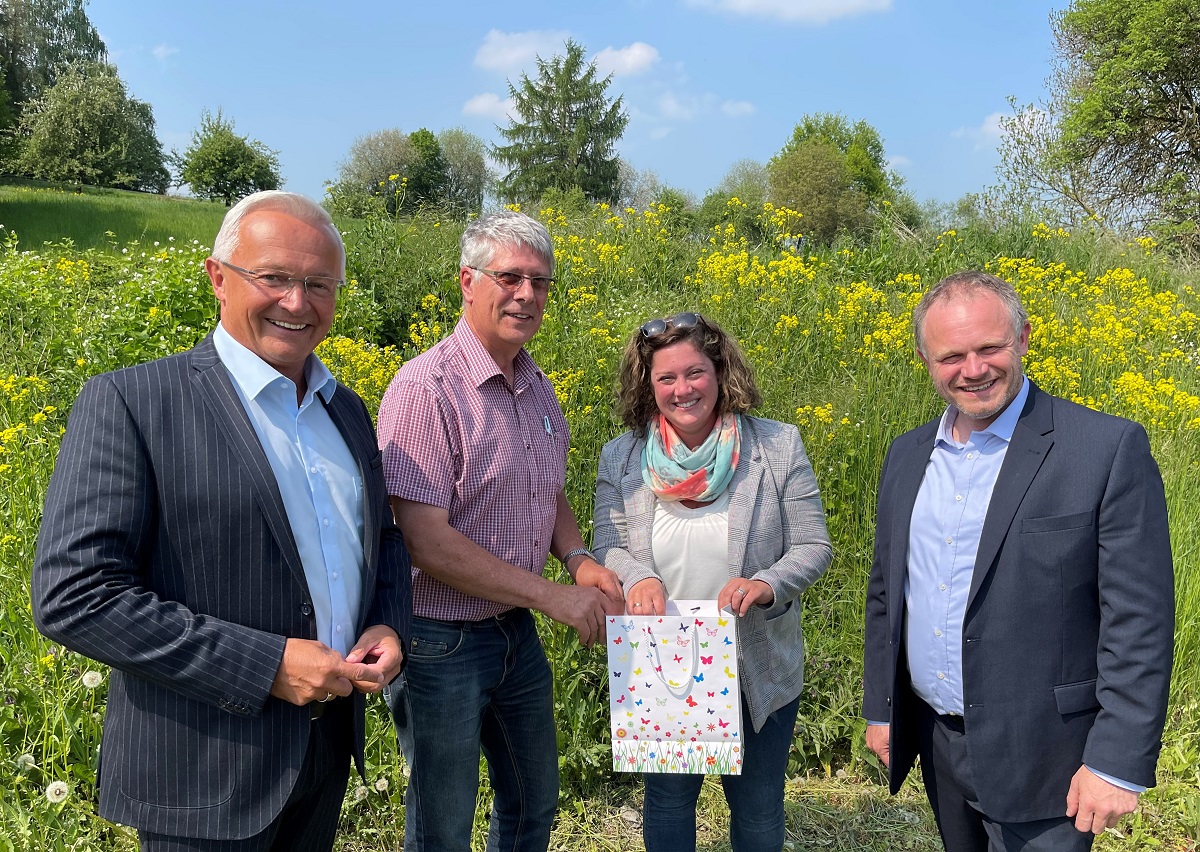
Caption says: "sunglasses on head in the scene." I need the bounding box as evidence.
[639,312,704,339]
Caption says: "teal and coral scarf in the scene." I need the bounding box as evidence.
[642,412,740,502]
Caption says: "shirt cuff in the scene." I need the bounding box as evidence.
[1085,766,1145,794]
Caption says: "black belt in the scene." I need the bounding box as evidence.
[936,712,966,734]
[310,695,347,721]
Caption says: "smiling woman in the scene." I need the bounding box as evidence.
[593,311,833,852]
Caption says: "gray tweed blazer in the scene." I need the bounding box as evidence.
[594,415,832,731]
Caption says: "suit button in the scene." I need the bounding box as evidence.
[300,602,313,616]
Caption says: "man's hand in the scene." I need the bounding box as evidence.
[717,578,774,617]
[573,557,625,611]
[269,638,359,705]
[345,624,404,693]
[1066,765,1139,834]
[625,577,667,616]
[542,584,616,647]
[866,723,891,768]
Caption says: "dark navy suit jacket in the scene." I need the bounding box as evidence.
[863,382,1174,822]
[33,334,412,839]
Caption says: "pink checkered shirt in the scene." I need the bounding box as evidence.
[377,318,569,621]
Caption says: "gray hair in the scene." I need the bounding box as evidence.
[460,211,554,275]
[913,270,1028,353]
[211,190,344,269]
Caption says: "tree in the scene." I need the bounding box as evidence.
[15,61,167,191]
[1051,0,1200,248]
[494,39,628,205]
[767,113,903,244]
[176,109,281,205]
[332,126,478,217]
[698,159,771,243]
[0,0,105,117]
[438,127,491,215]
[405,128,448,206]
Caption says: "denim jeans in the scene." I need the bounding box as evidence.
[386,609,559,852]
[642,692,801,852]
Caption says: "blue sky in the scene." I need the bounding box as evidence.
[88,0,1060,207]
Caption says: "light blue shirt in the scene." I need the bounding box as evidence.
[214,324,365,656]
[905,378,1030,716]
[899,377,1140,792]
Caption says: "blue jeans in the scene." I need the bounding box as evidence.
[642,693,801,852]
[386,609,559,852]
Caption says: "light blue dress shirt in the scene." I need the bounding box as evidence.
[214,324,365,656]
[899,377,1140,792]
[904,378,1030,717]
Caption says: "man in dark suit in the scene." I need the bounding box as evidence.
[33,191,411,851]
[863,271,1174,851]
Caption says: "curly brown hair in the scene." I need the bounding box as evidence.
[615,313,762,434]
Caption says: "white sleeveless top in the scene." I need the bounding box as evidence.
[650,489,731,600]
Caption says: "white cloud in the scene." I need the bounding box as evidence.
[952,111,1006,150]
[151,44,178,62]
[684,0,891,24]
[594,42,660,77]
[887,154,912,169]
[462,92,514,122]
[658,91,699,121]
[721,99,755,117]
[650,126,673,141]
[473,29,572,75]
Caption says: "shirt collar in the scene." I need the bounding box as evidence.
[452,316,539,391]
[935,376,1030,447]
[213,323,337,404]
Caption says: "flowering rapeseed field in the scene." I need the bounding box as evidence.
[1,203,1196,849]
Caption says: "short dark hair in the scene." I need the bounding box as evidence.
[913,270,1028,353]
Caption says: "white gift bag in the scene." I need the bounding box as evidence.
[606,600,743,774]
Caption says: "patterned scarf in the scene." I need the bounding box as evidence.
[642,412,740,502]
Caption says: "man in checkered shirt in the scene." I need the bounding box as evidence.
[378,210,624,852]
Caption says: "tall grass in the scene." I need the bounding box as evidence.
[0,181,227,249]
[1,198,1197,849]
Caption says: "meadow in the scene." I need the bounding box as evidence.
[0,186,1197,851]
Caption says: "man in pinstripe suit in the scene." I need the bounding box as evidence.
[33,191,412,851]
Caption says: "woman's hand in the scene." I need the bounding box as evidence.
[625,577,667,616]
[718,578,774,617]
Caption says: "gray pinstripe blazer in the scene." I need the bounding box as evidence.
[32,334,412,840]
[594,415,832,731]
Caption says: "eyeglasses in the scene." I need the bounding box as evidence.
[219,261,344,302]
[470,267,555,294]
[640,312,704,339]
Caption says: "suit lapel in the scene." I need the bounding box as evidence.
[188,336,308,591]
[967,384,1054,609]
[322,388,378,584]
[620,436,657,563]
[727,424,764,580]
[888,423,937,636]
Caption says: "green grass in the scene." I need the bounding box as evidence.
[0,179,226,249]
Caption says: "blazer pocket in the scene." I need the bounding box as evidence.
[1053,679,1100,715]
[1022,511,1094,534]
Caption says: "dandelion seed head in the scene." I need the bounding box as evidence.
[82,670,104,689]
[46,780,70,803]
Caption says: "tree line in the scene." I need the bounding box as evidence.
[2,0,1197,252]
